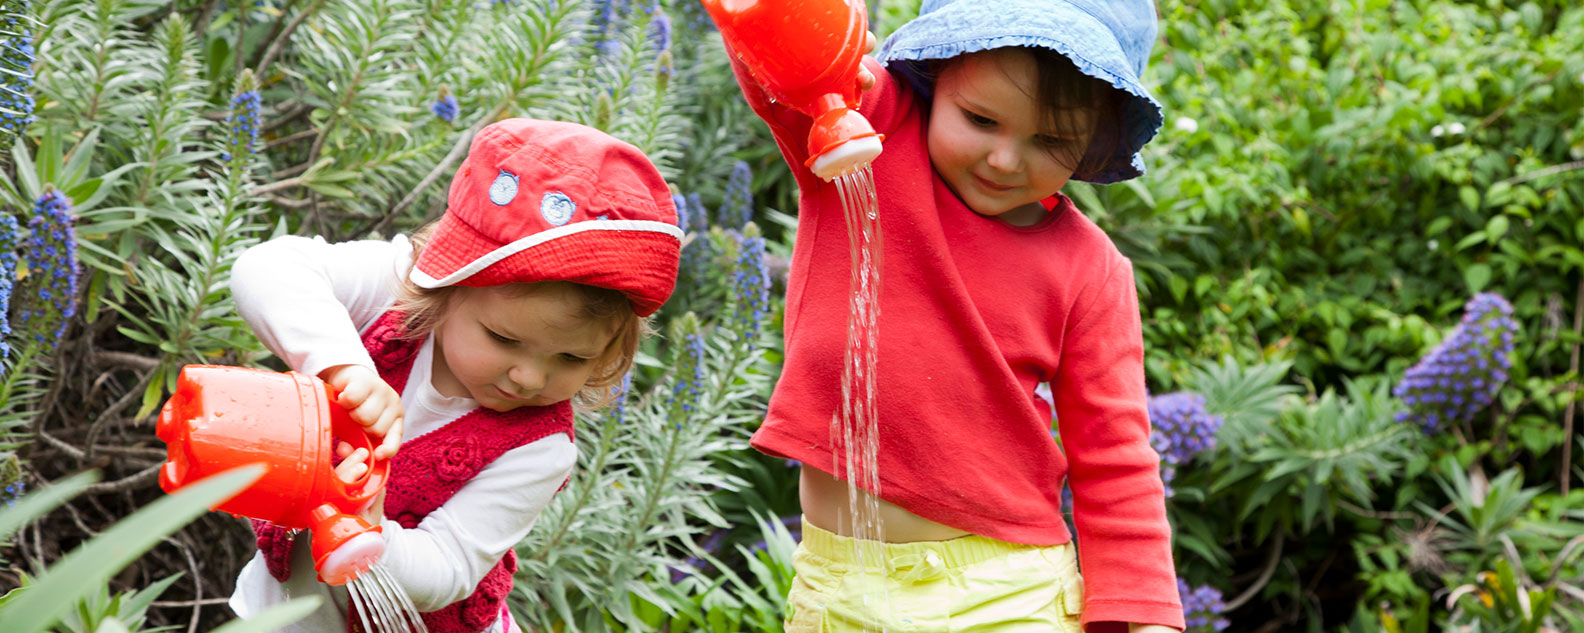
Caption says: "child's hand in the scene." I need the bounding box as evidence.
[858,30,877,91]
[334,442,386,525]
[334,443,372,482]
[320,364,404,460]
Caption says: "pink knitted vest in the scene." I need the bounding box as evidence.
[252,311,575,633]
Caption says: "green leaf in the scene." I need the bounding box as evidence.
[1459,185,1480,212]
[1464,263,1492,293]
[13,137,38,201]
[60,126,103,186]
[36,130,61,188]
[0,465,264,633]
[207,597,323,633]
[1485,215,1510,242]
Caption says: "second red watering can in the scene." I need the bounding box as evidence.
[156,365,389,585]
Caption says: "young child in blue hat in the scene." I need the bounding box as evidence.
[725,0,1184,631]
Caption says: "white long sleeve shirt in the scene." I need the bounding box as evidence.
[227,235,577,632]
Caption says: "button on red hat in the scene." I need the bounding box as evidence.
[411,118,683,317]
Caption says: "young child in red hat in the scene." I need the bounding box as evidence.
[226,118,682,633]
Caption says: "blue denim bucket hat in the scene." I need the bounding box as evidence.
[876,0,1164,184]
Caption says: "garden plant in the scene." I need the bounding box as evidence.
[0,0,1580,631]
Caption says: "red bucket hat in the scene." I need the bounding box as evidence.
[411,118,683,317]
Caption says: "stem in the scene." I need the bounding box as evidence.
[1496,160,1584,188]
[1225,530,1284,612]
[254,0,326,80]
[532,408,620,561]
[245,0,302,70]
[249,176,307,197]
[366,110,497,237]
[82,461,163,494]
[83,370,154,463]
[1563,277,1582,495]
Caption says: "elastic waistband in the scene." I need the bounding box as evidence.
[800,517,1069,569]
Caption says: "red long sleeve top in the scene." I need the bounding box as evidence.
[734,56,1183,630]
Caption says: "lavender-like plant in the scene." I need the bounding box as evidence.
[0,212,20,363]
[430,84,458,123]
[668,313,706,419]
[1147,392,1222,497]
[0,33,34,134]
[731,222,771,343]
[648,5,671,54]
[1392,292,1518,433]
[590,0,628,58]
[718,160,753,229]
[1178,579,1230,632]
[221,69,261,164]
[13,188,77,348]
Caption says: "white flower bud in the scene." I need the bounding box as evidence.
[1173,116,1198,134]
[1428,239,1439,251]
[1431,125,1445,138]
[1448,122,1467,135]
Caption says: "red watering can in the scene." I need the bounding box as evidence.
[702,0,883,180]
[156,365,389,585]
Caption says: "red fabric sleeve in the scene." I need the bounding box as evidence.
[1052,256,1185,632]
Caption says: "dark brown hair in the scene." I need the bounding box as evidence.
[934,46,1126,180]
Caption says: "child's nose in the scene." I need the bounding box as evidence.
[985,140,1021,172]
[509,361,547,392]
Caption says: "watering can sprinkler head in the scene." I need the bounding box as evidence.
[310,504,386,585]
[805,99,884,180]
[157,365,391,586]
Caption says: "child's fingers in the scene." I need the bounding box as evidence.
[375,418,403,460]
[335,379,372,412]
[864,30,876,54]
[334,447,370,482]
[858,66,876,91]
[349,395,393,429]
[336,441,355,458]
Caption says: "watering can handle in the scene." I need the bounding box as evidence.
[316,377,392,509]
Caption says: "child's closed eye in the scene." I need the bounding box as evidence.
[1036,134,1074,148]
[485,327,518,345]
[559,353,593,364]
[962,109,996,128]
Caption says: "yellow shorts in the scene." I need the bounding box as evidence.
[786,520,1085,633]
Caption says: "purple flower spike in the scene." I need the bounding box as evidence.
[1178,579,1230,632]
[1393,293,1518,433]
[1147,392,1222,498]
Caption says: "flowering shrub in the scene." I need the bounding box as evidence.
[0,34,34,135]
[730,222,771,343]
[1147,392,1222,497]
[1178,580,1230,632]
[12,188,77,348]
[719,160,753,229]
[430,85,458,123]
[1392,293,1517,433]
[220,70,260,163]
[0,212,20,363]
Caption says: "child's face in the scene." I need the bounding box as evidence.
[927,48,1093,225]
[431,284,618,412]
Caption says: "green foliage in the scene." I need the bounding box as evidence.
[623,510,797,633]
[0,466,320,633]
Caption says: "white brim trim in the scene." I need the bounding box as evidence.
[410,219,684,288]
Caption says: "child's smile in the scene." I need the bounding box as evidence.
[430,284,617,412]
[926,47,1093,226]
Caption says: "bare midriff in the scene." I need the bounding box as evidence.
[800,465,971,542]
